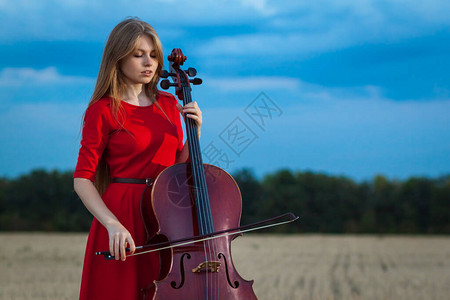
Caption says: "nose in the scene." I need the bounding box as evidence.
[144,55,152,66]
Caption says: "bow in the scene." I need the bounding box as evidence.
[96,212,298,260]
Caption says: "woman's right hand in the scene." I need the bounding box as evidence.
[74,178,136,261]
[106,220,136,261]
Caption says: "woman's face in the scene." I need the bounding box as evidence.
[120,35,159,86]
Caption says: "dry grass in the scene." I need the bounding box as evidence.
[233,235,450,300]
[0,233,449,299]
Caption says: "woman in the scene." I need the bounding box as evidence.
[73,18,202,299]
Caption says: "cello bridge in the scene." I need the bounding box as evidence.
[192,261,221,273]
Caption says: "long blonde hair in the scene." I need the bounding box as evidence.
[87,17,164,194]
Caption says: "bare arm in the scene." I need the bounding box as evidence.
[74,177,135,260]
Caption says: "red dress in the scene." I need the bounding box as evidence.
[74,92,183,300]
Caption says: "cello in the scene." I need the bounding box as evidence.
[141,48,258,299]
[95,48,298,299]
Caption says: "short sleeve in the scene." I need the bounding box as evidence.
[73,100,112,182]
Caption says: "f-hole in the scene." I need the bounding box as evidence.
[218,253,239,289]
[171,253,191,289]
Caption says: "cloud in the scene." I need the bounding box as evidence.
[196,30,353,58]
[206,76,301,91]
[0,67,94,86]
[0,0,276,41]
[2,0,450,43]
[199,79,450,179]
[195,0,450,58]
[206,74,384,100]
[240,0,277,16]
[202,76,384,99]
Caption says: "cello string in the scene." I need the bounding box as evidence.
[183,84,214,297]
[186,84,220,299]
[186,89,219,299]
[190,104,218,299]
[180,80,208,234]
[177,63,221,298]
[181,83,215,299]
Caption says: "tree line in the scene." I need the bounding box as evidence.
[0,168,449,233]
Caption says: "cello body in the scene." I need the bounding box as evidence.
[141,164,257,299]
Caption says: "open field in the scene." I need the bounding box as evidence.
[0,233,449,300]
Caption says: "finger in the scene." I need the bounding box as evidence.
[186,114,202,126]
[109,236,114,258]
[183,102,200,112]
[186,113,199,120]
[186,114,202,127]
[185,101,198,108]
[127,236,136,254]
[114,234,120,261]
[183,109,202,117]
[183,102,200,110]
[120,234,127,261]
[183,106,201,115]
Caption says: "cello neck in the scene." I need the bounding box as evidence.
[165,48,214,235]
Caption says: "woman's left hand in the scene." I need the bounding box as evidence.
[177,101,202,138]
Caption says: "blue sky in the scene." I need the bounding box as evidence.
[1,0,449,181]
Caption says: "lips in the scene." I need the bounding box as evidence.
[141,70,153,76]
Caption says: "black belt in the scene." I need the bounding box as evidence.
[112,178,154,209]
[112,178,154,186]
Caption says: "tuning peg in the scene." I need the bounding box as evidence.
[190,78,202,85]
[160,70,169,78]
[160,70,176,78]
[186,67,197,77]
[160,79,177,90]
